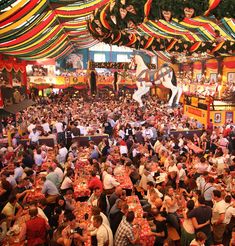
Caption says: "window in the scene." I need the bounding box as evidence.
[117,54,130,62]
[94,53,105,62]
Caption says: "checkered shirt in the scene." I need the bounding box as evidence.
[114,218,134,246]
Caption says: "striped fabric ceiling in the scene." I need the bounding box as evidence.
[0,0,109,60]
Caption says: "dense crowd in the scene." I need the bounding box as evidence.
[0,93,235,246]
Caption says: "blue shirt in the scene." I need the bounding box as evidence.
[42,180,59,196]
[14,167,23,182]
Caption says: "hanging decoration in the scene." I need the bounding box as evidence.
[88,0,235,55]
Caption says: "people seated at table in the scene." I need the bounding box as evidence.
[41,176,60,203]
[88,187,102,207]
[88,170,103,192]
[0,94,235,245]
[0,178,12,209]
[60,169,74,194]
[103,167,120,194]
[60,211,87,246]
[1,195,23,227]
[109,186,123,209]
[64,190,76,211]
[19,205,49,246]
[190,231,207,246]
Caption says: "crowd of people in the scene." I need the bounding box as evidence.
[0,93,235,246]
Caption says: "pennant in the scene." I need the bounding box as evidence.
[166,40,177,51]
[144,0,152,21]
[113,32,121,44]
[126,33,137,46]
[144,37,154,49]
[211,41,225,54]
[205,0,221,16]
[100,5,111,30]
[190,41,202,52]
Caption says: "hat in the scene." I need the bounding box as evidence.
[155,175,166,184]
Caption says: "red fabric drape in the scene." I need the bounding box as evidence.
[193,63,202,70]
[206,62,217,69]
[73,85,87,89]
[223,61,235,69]
[0,61,26,72]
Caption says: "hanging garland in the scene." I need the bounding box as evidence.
[88,0,235,55]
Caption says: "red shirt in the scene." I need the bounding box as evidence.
[224,128,231,137]
[26,216,47,246]
[88,176,103,191]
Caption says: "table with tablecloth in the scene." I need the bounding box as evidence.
[24,188,45,203]
[187,141,203,153]
[126,195,144,218]
[2,213,29,246]
[133,218,155,246]
[73,177,91,199]
[115,171,133,190]
[74,202,92,246]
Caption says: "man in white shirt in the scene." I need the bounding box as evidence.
[139,167,155,191]
[53,163,64,184]
[34,149,46,167]
[41,119,51,134]
[103,167,120,193]
[167,160,179,174]
[54,119,64,144]
[177,163,186,188]
[27,122,36,133]
[142,126,154,141]
[224,195,235,225]
[91,215,113,246]
[14,162,24,182]
[29,128,40,145]
[57,143,68,164]
[54,120,63,133]
[212,190,226,245]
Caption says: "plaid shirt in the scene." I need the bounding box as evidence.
[114,218,134,246]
